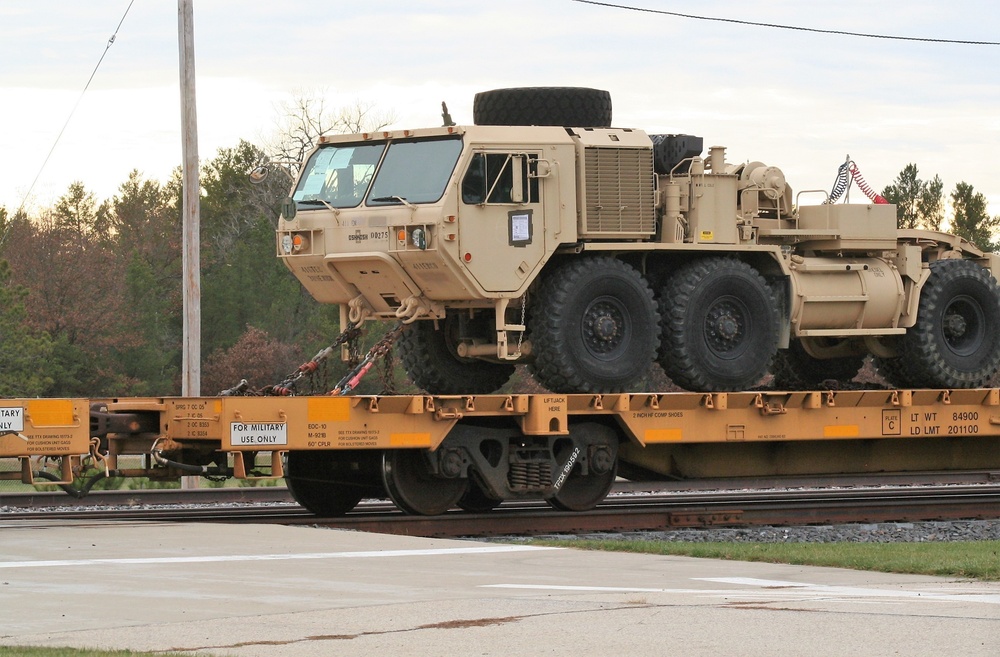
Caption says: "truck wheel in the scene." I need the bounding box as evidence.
[894,259,1000,388]
[398,317,515,394]
[473,87,612,127]
[659,257,779,392]
[872,347,913,389]
[529,257,659,393]
[771,339,865,389]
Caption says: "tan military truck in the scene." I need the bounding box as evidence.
[275,87,1000,395]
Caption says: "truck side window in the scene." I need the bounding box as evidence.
[462,153,538,204]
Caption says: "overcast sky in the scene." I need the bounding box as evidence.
[2,0,998,218]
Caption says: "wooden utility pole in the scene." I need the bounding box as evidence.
[178,0,201,396]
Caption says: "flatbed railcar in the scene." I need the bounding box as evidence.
[4,388,1000,516]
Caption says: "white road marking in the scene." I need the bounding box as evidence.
[485,578,1000,606]
[0,545,560,570]
[483,584,675,593]
[697,577,1000,605]
[482,583,767,596]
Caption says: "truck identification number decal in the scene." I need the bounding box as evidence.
[231,422,288,446]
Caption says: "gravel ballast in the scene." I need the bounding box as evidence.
[532,520,1000,544]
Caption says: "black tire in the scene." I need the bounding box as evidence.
[771,338,865,389]
[284,451,367,517]
[659,257,779,392]
[529,257,660,393]
[873,351,913,389]
[650,134,704,174]
[893,259,1000,388]
[473,87,612,128]
[397,317,515,395]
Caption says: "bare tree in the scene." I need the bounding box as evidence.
[261,91,398,173]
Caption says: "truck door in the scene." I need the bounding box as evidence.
[457,151,545,293]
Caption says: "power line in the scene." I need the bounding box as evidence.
[569,0,1000,46]
[10,0,137,223]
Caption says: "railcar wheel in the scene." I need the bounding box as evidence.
[659,257,779,392]
[546,424,618,512]
[894,259,1000,388]
[382,449,467,516]
[398,316,515,394]
[771,338,865,389]
[457,476,503,513]
[529,257,659,393]
[284,451,367,517]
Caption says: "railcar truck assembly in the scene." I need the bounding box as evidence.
[5,88,1000,517]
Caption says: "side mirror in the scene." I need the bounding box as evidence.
[249,165,269,184]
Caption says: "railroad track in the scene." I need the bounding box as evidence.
[5,482,1000,538]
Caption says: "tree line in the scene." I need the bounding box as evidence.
[1,125,999,398]
[0,140,348,398]
[880,164,1000,249]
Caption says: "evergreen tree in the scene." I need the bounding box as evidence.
[4,184,132,396]
[198,140,340,372]
[0,260,54,397]
[950,182,1000,252]
[53,181,111,241]
[109,171,183,394]
[881,164,944,231]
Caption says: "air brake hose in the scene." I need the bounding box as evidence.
[826,161,851,204]
[33,469,125,499]
[151,449,233,477]
[826,158,889,204]
[847,162,889,204]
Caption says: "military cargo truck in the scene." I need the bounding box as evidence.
[275,87,1000,395]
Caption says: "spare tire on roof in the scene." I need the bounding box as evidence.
[473,87,612,128]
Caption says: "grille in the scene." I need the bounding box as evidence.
[582,147,655,237]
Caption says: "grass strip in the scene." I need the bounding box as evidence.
[529,539,1000,581]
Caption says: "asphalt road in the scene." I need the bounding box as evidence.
[1,520,998,656]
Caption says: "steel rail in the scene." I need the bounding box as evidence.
[4,470,998,509]
[4,485,1000,538]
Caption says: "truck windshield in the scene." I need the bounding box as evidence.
[293,136,463,209]
[293,142,386,208]
[367,136,463,206]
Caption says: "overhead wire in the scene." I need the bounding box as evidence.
[568,0,1000,46]
[5,0,137,243]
